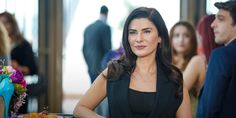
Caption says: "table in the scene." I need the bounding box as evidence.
[17,113,74,118]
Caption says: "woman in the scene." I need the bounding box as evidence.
[170,21,198,72]
[0,22,10,65]
[74,7,191,118]
[0,11,37,75]
[170,21,205,117]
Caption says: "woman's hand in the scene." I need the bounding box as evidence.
[176,88,192,118]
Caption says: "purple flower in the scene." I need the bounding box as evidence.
[10,69,24,83]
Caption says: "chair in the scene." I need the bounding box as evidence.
[0,77,14,118]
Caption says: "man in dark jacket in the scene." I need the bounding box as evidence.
[83,5,111,83]
[197,1,236,117]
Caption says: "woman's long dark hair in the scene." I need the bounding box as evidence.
[107,7,183,97]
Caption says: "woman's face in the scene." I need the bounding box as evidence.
[0,16,12,34]
[172,25,192,55]
[128,18,161,57]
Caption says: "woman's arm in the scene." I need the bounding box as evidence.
[183,55,206,93]
[176,88,192,118]
[73,68,108,118]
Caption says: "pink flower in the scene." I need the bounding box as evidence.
[6,66,15,73]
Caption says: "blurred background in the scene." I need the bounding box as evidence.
[0,0,227,114]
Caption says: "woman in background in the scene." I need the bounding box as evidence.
[0,11,37,76]
[196,14,222,63]
[170,21,205,117]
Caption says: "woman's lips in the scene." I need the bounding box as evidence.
[135,45,146,50]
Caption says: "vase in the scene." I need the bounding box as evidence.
[0,77,14,118]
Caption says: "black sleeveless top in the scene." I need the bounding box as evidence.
[129,88,156,118]
[107,64,183,118]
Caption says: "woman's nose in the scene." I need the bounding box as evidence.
[136,33,144,43]
[177,36,184,43]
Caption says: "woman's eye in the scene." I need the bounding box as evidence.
[144,30,151,34]
[182,33,189,38]
[129,31,136,35]
[218,17,224,21]
[174,33,179,37]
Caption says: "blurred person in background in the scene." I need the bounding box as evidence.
[170,21,198,72]
[100,46,124,70]
[196,14,222,63]
[83,5,112,83]
[197,1,236,117]
[0,11,37,76]
[170,21,205,117]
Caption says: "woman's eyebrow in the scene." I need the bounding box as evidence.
[128,29,136,31]
[128,27,152,31]
[142,28,152,31]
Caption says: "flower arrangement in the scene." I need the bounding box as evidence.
[0,65,27,118]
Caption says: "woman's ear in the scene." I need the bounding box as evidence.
[158,37,162,43]
[157,37,162,49]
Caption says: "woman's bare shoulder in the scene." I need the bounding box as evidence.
[192,55,204,61]
[189,55,205,65]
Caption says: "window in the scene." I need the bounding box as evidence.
[206,0,228,14]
